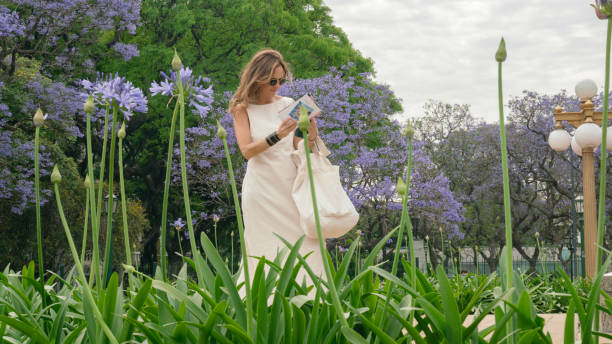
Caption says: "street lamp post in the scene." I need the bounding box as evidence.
[548,79,609,279]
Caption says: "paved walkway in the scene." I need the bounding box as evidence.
[464,314,580,343]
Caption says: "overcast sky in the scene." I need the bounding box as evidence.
[324,0,608,123]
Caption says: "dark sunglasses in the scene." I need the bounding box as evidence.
[269,78,287,86]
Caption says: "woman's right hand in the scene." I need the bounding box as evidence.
[277,117,298,138]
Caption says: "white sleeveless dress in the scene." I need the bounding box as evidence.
[239,97,324,292]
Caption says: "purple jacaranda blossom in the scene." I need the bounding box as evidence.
[112,42,139,61]
[2,1,141,77]
[150,67,214,119]
[0,82,10,128]
[81,73,147,121]
[0,5,24,37]
[172,218,185,231]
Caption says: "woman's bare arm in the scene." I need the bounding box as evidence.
[234,108,297,160]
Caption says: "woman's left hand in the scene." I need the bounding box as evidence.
[308,118,318,143]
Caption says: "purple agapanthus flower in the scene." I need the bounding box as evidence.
[150,67,214,119]
[172,218,185,230]
[81,73,147,121]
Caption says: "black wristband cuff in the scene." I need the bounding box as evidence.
[266,131,281,146]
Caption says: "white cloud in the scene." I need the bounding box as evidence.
[325,0,607,122]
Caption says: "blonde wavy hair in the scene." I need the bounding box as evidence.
[228,49,290,114]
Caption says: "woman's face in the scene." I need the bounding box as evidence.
[258,66,285,100]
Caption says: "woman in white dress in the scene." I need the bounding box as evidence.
[228,49,324,293]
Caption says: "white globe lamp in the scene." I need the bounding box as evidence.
[571,135,582,156]
[575,79,598,99]
[548,129,571,151]
[574,122,601,149]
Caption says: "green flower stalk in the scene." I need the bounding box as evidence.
[596,9,612,281]
[298,107,349,329]
[427,237,433,273]
[33,108,45,282]
[117,122,133,286]
[84,95,102,288]
[175,62,206,287]
[377,127,415,332]
[356,229,362,274]
[176,225,184,257]
[496,36,515,343]
[52,165,119,344]
[95,102,111,236]
[213,215,220,248]
[217,119,254,338]
[474,245,479,274]
[102,102,119,285]
[440,226,445,268]
[592,10,612,344]
[81,175,90,263]
[159,95,180,281]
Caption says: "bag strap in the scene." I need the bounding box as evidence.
[312,137,331,157]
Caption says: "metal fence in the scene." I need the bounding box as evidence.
[452,259,583,277]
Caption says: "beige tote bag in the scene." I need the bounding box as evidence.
[291,138,359,239]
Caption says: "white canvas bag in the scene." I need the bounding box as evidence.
[291,138,359,239]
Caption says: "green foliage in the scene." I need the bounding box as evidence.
[127,0,374,91]
[443,272,592,315]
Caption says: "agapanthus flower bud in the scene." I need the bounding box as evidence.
[298,106,310,132]
[231,231,234,237]
[84,175,91,188]
[84,95,95,114]
[404,122,414,139]
[118,122,126,139]
[212,214,220,223]
[495,37,507,62]
[33,108,45,127]
[592,1,612,19]
[396,177,406,196]
[171,49,183,71]
[356,229,362,236]
[216,120,227,140]
[425,235,429,241]
[51,165,62,184]
[535,231,540,239]
[122,264,136,273]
